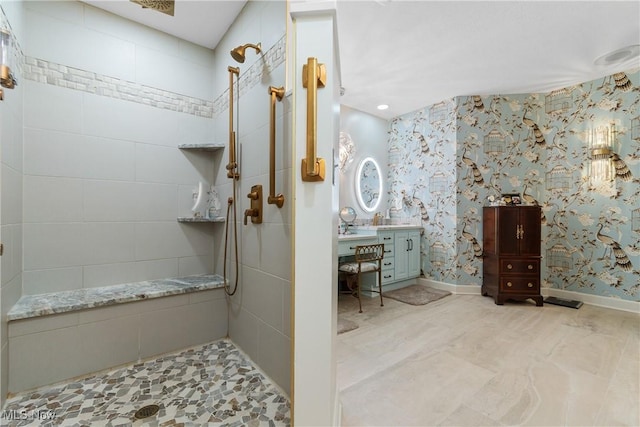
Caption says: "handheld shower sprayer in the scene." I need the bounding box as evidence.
[230,43,262,63]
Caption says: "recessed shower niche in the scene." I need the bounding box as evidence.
[177,142,226,223]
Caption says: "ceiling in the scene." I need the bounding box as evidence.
[83,1,640,120]
[83,0,246,49]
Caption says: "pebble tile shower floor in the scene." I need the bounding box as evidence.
[1,339,290,426]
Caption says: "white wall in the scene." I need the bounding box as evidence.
[211,1,291,394]
[0,0,26,407]
[21,1,217,295]
[290,2,340,424]
[339,105,389,220]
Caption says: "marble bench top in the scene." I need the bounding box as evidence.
[7,274,225,322]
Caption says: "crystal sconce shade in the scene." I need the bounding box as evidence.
[588,124,618,184]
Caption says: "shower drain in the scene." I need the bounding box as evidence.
[134,404,160,420]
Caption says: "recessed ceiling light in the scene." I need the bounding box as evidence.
[594,45,640,66]
[377,104,389,110]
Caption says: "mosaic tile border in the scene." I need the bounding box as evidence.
[1,339,291,426]
[22,57,215,118]
[21,34,286,120]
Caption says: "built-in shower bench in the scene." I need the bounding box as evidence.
[7,274,229,394]
[7,273,225,321]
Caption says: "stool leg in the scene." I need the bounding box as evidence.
[378,268,384,307]
[357,270,363,313]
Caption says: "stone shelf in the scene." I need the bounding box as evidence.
[178,143,225,151]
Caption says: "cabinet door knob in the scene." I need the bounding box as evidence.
[507,264,513,270]
[528,264,533,270]
[506,282,513,287]
[527,282,533,288]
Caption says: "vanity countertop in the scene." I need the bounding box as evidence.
[358,224,422,231]
[338,232,377,241]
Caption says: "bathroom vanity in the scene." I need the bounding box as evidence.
[338,225,422,293]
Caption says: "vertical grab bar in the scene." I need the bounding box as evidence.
[301,57,326,182]
[226,66,239,179]
[268,86,285,207]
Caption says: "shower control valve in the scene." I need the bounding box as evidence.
[244,208,258,225]
[244,184,263,225]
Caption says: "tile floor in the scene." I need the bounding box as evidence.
[1,339,290,426]
[338,292,639,426]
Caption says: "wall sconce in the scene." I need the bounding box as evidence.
[0,28,18,100]
[588,123,618,184]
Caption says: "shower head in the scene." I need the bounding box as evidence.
[230,43,262,63]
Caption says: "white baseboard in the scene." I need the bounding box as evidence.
[418,278,482,295]
[543,288,639,313]
[334,393,342,426]
[417,278,639,313]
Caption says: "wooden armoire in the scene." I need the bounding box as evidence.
[482,206,543,306]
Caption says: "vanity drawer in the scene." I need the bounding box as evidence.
[378,231,395,245]
[338,237,377,256]
[381,257,394,271]
[382,246,394,258]
[382,269,395,284]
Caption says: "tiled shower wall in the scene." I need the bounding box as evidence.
[21,1,217,294]
[0,0,25,406]
[210,1,291,395]
[0,0,290,399]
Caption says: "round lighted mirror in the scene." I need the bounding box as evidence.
[356,157,382,213]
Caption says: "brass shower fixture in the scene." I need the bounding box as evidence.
[230,43,262,63]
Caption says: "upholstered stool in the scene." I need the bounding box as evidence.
[338,243,384,313]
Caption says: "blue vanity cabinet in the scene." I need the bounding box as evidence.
[375,228,421,284]
[394,230,421,281]
[338,227,422,292]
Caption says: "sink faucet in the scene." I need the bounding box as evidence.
[372,212,383,226]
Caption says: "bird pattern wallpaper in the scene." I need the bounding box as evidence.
[387,68,639,301]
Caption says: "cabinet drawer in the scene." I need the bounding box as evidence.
[382,270,395,284]
[338,238,377,256]
[378,232,394,245]
[382,246,394,258]
[500,277,539,292]
[500,259,539,274]
[381,258,394,271]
